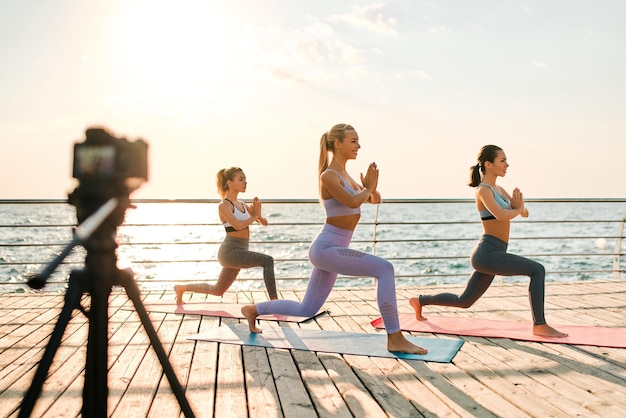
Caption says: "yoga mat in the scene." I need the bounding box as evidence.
[371,314,626,348]
[189,323,464,363]
[137,301,326,323]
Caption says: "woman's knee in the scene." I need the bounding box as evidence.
[458,299,476,309]
[302,305,321,317]
[378,258,394,276]
[530,261,545,280]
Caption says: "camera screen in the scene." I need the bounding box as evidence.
[73,144,116,178]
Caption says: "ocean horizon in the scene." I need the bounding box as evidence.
[1,199,624,293]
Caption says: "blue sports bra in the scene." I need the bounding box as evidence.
[322,169,361,217]
[478,183,511,220]
[222,198,251,232]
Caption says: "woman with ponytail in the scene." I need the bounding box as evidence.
[175,167,277,304]
[410,145,567,338]
[242,123,428,354]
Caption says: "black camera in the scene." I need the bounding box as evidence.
[73,127,148,183]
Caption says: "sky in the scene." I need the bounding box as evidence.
[1,0,625,200]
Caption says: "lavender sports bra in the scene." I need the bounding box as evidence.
[322,169,361,217]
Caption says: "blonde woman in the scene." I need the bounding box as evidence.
[175,167,277,304]
[242,124,427,355]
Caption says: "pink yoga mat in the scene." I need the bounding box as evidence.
[371,313,626,348]
[140,301,326,323]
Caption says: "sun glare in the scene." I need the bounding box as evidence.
[107,0,233,116]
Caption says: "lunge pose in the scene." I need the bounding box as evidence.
[242,124,428,354]
[175,167,277,304]
[410,145,567,338]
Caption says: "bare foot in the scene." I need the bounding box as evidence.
[241,305,263,333]
[409,297,427,321]
[533,323,568,338]
[174,285,185,305]
[387,332,428,355]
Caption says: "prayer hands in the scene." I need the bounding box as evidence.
[360,162,379,192]
[510,188,528,217]
[250,197,268,225]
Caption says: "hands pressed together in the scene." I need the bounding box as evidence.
[360,162,379,192]
[249,197,268,225]
[510,187,529,217]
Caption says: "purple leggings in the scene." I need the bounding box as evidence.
[256,224,401,333]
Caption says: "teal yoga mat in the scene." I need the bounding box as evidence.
[189,324,464,363]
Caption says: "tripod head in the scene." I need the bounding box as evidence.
[70,126,148,223]
[26,127,148,290]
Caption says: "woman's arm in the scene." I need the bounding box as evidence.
[321,171,373,208]
[219,200,260,230]
[477,186,523,221]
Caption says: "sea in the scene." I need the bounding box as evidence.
[1,200,625,293]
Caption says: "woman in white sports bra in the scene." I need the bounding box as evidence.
[242,123,428,355]
[175,167,277,304]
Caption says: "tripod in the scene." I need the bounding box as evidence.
[19,197,195,417]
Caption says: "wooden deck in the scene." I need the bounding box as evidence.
[1,280,625,418]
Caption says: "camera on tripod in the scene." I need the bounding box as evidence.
[73,127,148,188]
[70,127,148,221]
[20,127,195,417]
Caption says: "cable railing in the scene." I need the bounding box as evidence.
[1,199,625,293]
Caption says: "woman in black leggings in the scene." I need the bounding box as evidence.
[175,167,277,304]
[410,145,567,338]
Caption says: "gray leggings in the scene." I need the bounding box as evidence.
[419,234,547,325]
[217,236,277,298]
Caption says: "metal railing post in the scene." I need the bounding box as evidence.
[614,210,625,280]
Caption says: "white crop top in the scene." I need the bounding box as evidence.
[222,199,251,232]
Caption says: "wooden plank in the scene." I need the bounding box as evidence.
[109,310,164,417]
[368,356,460,417]
[343,354,421,417]
[148,312,201,418]
[185,315,220,416]
[242,345,282,418]
[413,358,527,418]
[317,353,387,418]
[266,347,317,418]
[290,350,352,418]
[492,338,626,414]
[214,343,247,417]
[454,336,590,417]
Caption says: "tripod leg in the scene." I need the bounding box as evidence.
[19,270,86,418]
[82,263,112,418]
[119,269,196,418]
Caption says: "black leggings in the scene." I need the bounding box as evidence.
[419,234,546,325]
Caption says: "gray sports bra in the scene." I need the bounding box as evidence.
[478,183,511,220]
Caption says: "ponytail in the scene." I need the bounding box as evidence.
[318,132,330,176]
[468,164,482,187]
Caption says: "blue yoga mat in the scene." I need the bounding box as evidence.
[189,324,464,363]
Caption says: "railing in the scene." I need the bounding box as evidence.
[1,199,625,293]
